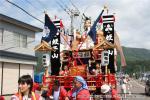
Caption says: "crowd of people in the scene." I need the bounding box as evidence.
[0,74,125,100]
[0,62,131,100]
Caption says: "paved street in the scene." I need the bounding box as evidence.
[118,79,150,100]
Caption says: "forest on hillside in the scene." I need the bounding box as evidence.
[117,47,150,76]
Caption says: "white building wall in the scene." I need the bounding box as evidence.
[0,15,40,95]
[0,21,36,56]
[0,62,35,95]
[20,64,34,77]
[0,28,3,45]
[2,63,19,94]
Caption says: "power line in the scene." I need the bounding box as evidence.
[55,0,70,16]
[19,0,44,17]
[59,0,72,13]
[36,0,47,10]
[5,0,44,24]
[69,0,80,13]
[22,0,40,11]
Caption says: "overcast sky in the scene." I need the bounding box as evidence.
[0,0,150,50]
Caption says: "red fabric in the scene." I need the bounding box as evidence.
[0,96,5,100]
[77,89,90,100]
[15,93,22,100]
[47,86,67,100]
[99,17,103,23]
[32,93,40,100]
[68,89,90,100]
[67,90,73,98]
[47,85,53,96]
[15,92,40,100]
[59,87,68,100]
[60,20,64,28]
[59,71,65,75]
[111,89,120,100]
[32,82,41,92]
[59,70,69,76]
[114,32,126,67]
[113,15,115,22]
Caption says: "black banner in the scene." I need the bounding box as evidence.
[51,21,61,75]
[103,15,115,73]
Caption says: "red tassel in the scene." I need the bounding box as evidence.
[113,15,115,22]
[99,17,103,23]
[60,20,64,28]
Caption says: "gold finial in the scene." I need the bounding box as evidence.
[103,5,109,14]
[103,5,107,10]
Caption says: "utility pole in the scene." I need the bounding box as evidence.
[69,9,80,46]
[56,0,80,46]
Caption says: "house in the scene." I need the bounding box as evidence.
[0,14,42,95]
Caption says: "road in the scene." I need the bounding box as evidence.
[118,79,150,100]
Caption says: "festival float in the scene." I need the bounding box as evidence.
[34,6,126,94]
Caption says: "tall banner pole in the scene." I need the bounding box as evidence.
[103,15,115,73]
[51,20,61,75]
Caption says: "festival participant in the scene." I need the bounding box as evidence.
[120,76,127,99]
[82,16,94,49]
[59,65,69,76]
[101,84,111,100]
[92,63,102,76]
[72,16,94,50]
[11,74,42,100]
[47,80,68,100]
[72,31,82,50]
[67,76,90,100]
[111,85,120,100]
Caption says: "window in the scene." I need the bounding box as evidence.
[13,32,27,48]
[3,29,14,47]
[0,28,4,44]
[14,32,20,47]
[20,34,27,48]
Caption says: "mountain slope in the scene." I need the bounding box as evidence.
[123,47,150,61]
[118,46,150,74]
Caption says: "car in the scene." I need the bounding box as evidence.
[145,75,150,96]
